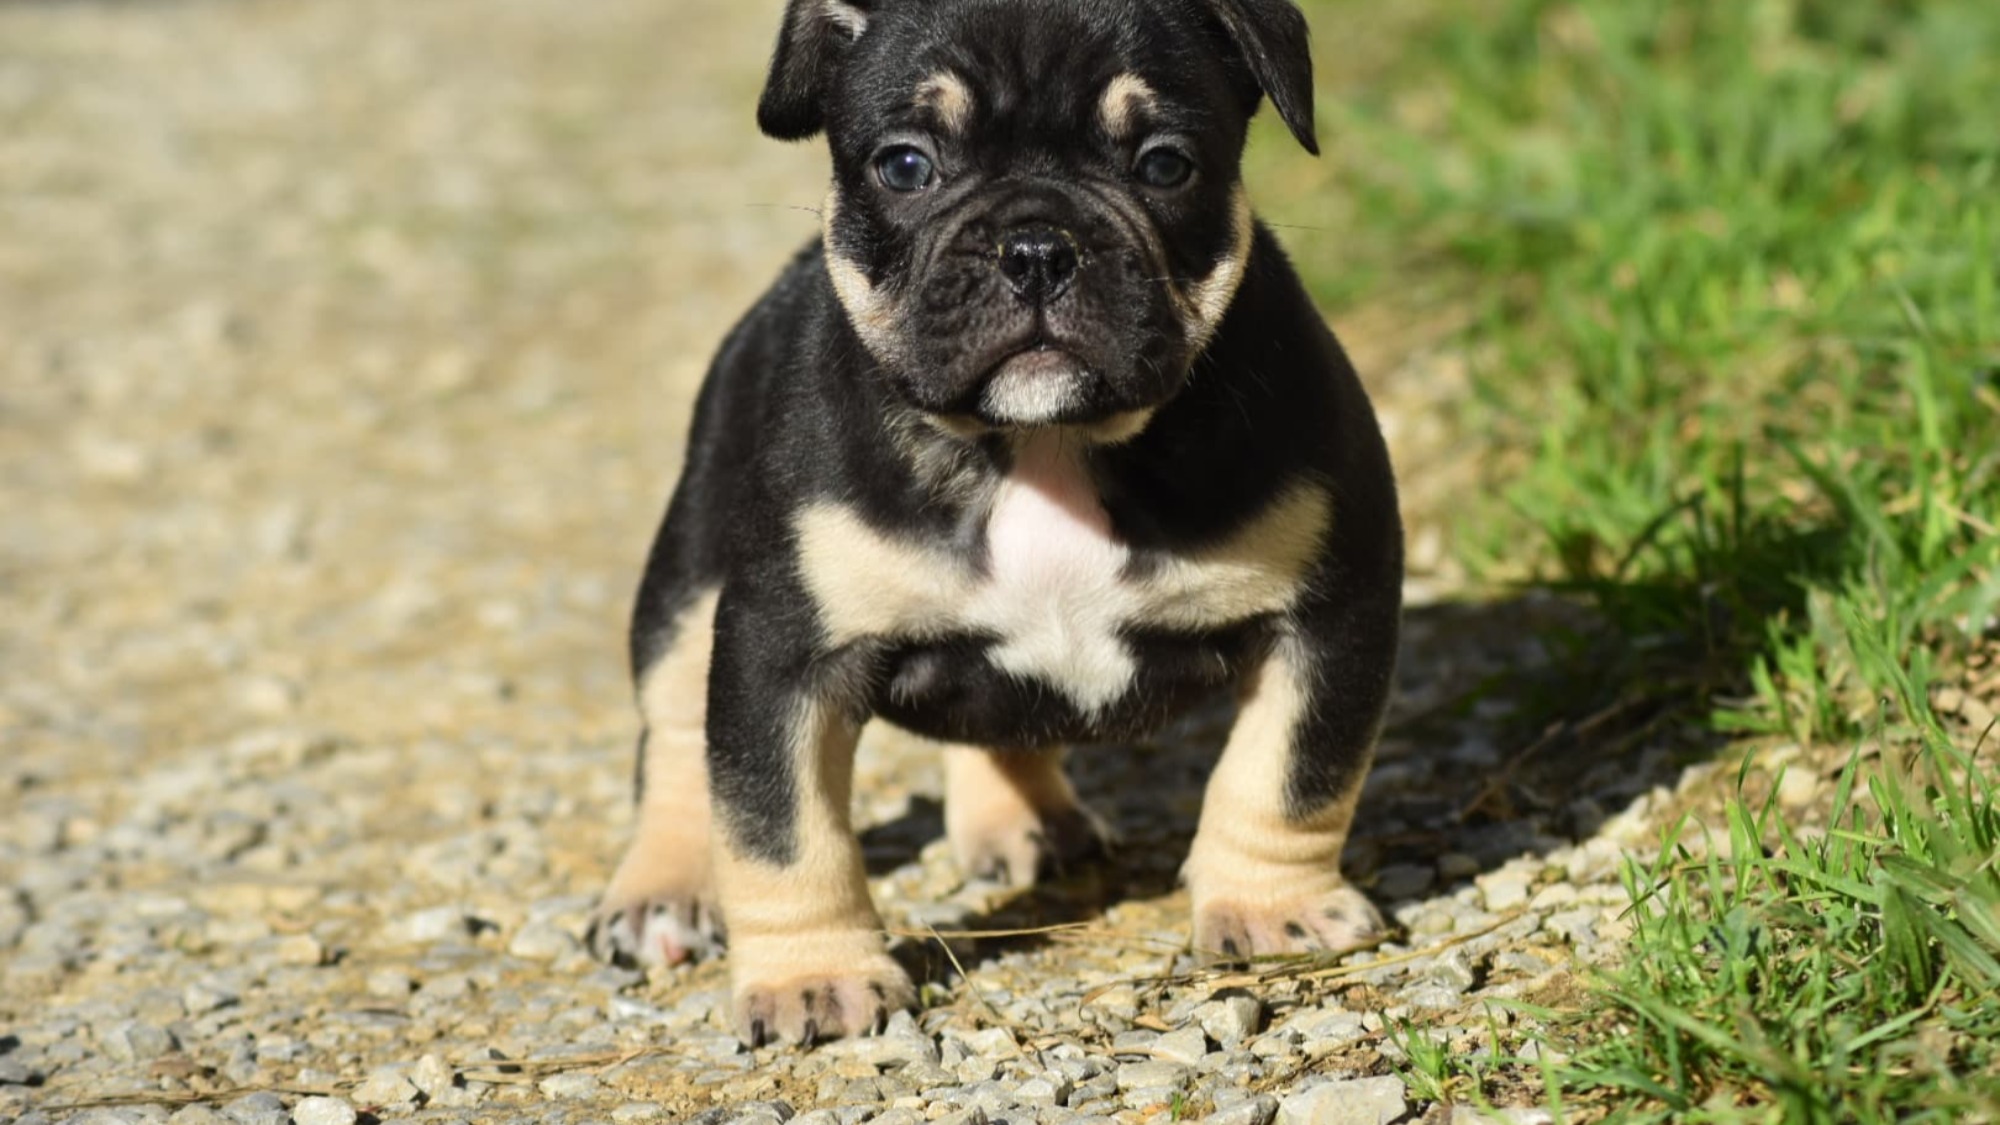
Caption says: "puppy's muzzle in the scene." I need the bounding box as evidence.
[996,226,1080,305]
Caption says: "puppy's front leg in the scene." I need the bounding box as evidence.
[1183,620,1396,959]
[707,589,915,1046]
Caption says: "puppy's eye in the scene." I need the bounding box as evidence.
[875,145,937,192]
[1135,147,1193,189]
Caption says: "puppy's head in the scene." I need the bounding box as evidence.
[759,0,1316,438]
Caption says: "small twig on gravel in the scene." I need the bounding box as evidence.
[457,1046,662,1076]
[884,921,1094,940]
[44,1086,349,1112]
[1091,909,1530,1005]
[919,920,1008,1025]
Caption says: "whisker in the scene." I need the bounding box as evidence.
[741,203,826,217]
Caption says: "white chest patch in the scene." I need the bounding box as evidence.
[973,434,1136,711]
[794,438,1333,716]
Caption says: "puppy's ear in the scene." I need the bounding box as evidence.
[1207,0,1319,155]
[758,0,873,140]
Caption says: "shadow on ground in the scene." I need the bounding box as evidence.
[853,587,1721,987]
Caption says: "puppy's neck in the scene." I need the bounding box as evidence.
[997,430,1109,541]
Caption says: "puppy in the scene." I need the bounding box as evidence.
[587,0,1402,1047]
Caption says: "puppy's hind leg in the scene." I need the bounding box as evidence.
[944,745,1110,888]
[587,588,724,968]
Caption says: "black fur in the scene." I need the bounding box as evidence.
[630,0,1398,865]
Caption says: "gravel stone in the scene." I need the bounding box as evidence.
[181,981,238,1015]
[1424,948,1479,991]
[292,1096,359,1125]
[1115,1060,1189,1091]
[1122,1087,1182,1112]
[1528,884,1579,910]
[1375,862,1436,900]
[221,1092,289,1125]
[1477,865,1537,911]
[1292,1008,1365,1050]
[824,1029,939,1070]
[539,1071,604,1099]
[1545,907,1600,943]
[271,933,327,966]
[1401,982,1469,1010]
[166,1108,233,1125]
[612,1103,667,1122]
[411,1052,457,1099]
[1277,1077,1409,1125]
[1195,992,1265,1045]
[1013,1073,1072,1105]
[953,1028,1021,1060]
[98,1020,177,1062]
[507,920,578,960]
[364,960,414,992]
[353,1071,422,1106]
[1207,1095,1280,1125]
[1437,852,1483,880]
[397,906,476,945]
[1152,1026,1211,1066]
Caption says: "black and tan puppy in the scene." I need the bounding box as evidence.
[587,0,1402,1046]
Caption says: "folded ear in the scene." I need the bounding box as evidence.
[1207,0,1319,155]
[757,0,874,140]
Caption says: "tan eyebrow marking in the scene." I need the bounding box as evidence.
[823,0,868,39]
[1098,73,1159,138]
[915,71,976,135]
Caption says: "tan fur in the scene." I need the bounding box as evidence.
[915,71,976,136]
[711,698,914,1039]
[795,503,969,647]
[945,745,1072,858]
[794,480,1331,648]
[821,190,905,364]
[823,0,868,39]
[1181,638,1380,956]
[712,699,872,935]
[1138,483,1331,629]
[1074,408,1156,446]
[1178,186,1255,352]
[600,589,720,912]
[1097,73,1158,139]
[943,743,1108,888]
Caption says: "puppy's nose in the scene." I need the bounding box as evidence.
[996,226,1079,305]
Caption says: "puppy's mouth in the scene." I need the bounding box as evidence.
[975,345,1097,427]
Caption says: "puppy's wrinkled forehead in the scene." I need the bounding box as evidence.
[759,0,1318,154]
[836,1,1229,153]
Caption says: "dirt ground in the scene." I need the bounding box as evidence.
[1,3,1663,1122]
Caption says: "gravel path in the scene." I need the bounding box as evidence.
[2,2,1703,1122]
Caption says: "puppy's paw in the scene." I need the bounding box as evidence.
[731,938,916,1046]
[1192,882,1385,963]
[951,800,1111,888]
[585,889,724,969]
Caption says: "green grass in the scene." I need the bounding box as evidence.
[1257,0,2000,1118]
[1562,733,2000,1122]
